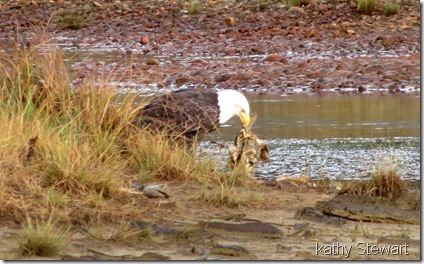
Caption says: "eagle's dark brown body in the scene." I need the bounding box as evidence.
[135,89,221,145]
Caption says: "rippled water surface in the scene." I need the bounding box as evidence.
[211,93,420,140]
[201,137,419,180]
[199,93,420,180]
[3,40,418,180]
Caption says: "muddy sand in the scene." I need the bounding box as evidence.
[0,179,420,260]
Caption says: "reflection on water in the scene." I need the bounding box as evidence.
[200,137,420,181]
[129,91,420,180]
[209,93,420,141]
[201,93,420,180]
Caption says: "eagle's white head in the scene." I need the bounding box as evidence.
[217,90,251,126]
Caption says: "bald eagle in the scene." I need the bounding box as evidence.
[135,89,251,146]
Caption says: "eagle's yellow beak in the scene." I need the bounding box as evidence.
[239,111,251,127]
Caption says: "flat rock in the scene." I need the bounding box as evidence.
[295,206,346,226]
[131,221,186,236]
[140,35,150,45]
[146,59,160,65]
[139,252,170,260]
[214,73,234,82]
[224,17,236,27]
[85,248,170,260]
[199,221,282,238]
[316,195,420,224]
[263,54,288,63]
[210,244,257,259]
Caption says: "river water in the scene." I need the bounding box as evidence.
[3,40,418,181]
[56,47,424,181]
[200,92,420,180]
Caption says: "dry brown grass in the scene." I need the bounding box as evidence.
[18,212,68,257]
[194,164,264,208]
[0,37,258,239]
[342,157,406,201]
[0,40,146,226]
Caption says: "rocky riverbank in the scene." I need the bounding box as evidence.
[0,0,420,94]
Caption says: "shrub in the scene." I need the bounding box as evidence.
[257,0,269,10]
[0,41,144,225]
[54,6,91,30]
[369,158,405,200]
[357,0,378,14]
[341,157,405,201]
[18,215,67,257]
[383,1,400,15]
[290,0,310,7]
[188,0,201,14]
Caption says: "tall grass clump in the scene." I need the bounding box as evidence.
[188,0,201,14]
[194,164,262,208]
[257,0,269,11]
[18,213,68,257]
[290,0,310,6]
[383,1,400,15]
[357,0,378,14]
[1,45,72,118]
[0,40,146,225]
[54,6,92,30]
[368,157,405,200]
[0,37,240,227]
[125,130,223,182]
[343,157,405,201]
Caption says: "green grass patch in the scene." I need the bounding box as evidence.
[383,1,400,15]
[188,0,201,14]
[18,214,68,257]
[257,0,269,10]
[357,0,378,14]
[290,0,310,7]
[54,6,92,30]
